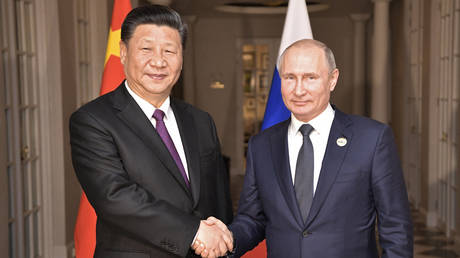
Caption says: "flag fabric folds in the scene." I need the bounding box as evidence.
[260,0,313,130]
[100,0,132,95]
[242,0,313,257]
[73,1,131,257]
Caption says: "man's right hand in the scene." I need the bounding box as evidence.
[191,218,233,258]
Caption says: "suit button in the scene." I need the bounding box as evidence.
[302,231,311,237]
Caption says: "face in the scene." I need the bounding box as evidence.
[280,45,339,122]
[120,24,183,107]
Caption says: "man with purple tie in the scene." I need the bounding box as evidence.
[70,5,232,258]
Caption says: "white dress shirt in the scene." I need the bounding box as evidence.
[125,82,189,180]
[288,103,335,193]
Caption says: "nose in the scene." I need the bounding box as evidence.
[150,52,166,68]
[294,79,306,96]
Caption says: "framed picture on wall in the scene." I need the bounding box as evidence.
[242,52,255,70]
[258,72,268,90]
[243,71,254,93]
[261,52,269,70]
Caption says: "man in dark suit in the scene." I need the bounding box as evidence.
[70,5,233,258]
[227,39,413,257]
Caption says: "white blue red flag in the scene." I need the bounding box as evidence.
[261,0,313,130]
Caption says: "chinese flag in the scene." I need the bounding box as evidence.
[73,1,132,257]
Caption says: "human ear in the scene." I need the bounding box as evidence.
[329,68,339,91]
[119,41,127,65]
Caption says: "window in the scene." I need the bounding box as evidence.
[1,0,43,257]
[436,0,459,236]
[76,0,94,106]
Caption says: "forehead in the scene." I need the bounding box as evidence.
[282,45,327,71]
[130,24,181,44]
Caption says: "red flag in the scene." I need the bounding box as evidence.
[242,240,267,258]
[74,1,132,257]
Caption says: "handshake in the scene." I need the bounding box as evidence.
[191,217,233,258]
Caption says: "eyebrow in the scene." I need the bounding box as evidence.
[139,38,178,47]
[302,72,319,77]
[282,72,318,77]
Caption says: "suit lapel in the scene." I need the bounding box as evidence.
[270,119,304,227]
[171,99,201,207]
[305,108,353,227]
[111,84,192,198]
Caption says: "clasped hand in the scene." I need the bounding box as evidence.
[191,217,233,258]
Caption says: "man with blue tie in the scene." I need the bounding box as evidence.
[228,39,413,257]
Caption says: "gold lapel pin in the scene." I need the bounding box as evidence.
[336,137,347,147]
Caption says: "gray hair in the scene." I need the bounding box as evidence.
[278,39,337,73]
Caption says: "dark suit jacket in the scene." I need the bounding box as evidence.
[229,107,413,258]
[70,83,233,258]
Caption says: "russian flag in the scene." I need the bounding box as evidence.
[242,1,314,257]
[261,0,313,130]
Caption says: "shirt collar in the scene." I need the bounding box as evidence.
[125,81,172,120]
[289,103,335,136]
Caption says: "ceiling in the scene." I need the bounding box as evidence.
[162,0,373,18]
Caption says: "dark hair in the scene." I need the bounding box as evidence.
[121,5,187,48]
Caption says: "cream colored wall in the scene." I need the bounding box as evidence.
[35,0,67,255]
[0,38,8,257]
[457,117,460,240]
[420,0,433,218]
[389,0,412,203]
[192,16,284,175]
[311,17,354,114]
[57,1,79,248]
[389,0,407,158]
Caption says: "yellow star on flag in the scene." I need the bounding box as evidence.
[105,27,121,66]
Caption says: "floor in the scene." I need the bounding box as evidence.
[229,175,460,257]
[412,207,460,257]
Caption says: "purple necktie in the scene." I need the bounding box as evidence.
[153,109,190,188]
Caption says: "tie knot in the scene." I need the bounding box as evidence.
[153,109,165,121]
[299,124,314,136]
